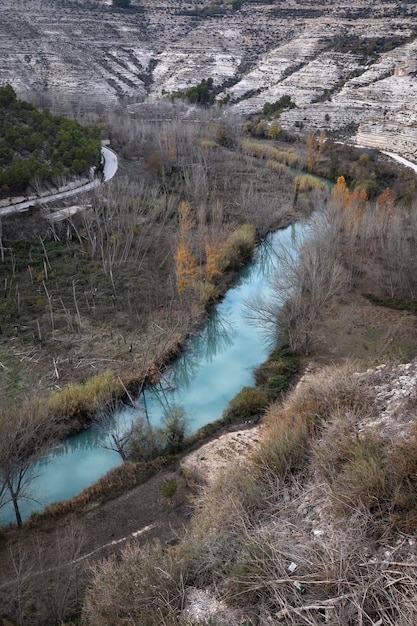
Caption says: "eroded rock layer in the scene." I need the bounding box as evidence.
[2,0,417,156]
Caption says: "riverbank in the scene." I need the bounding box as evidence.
[2,134,415,529]
[0,220,301,527]
[2,131,417,622]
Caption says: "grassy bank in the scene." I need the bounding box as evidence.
[83,361,417,626]
[21,345,300,527]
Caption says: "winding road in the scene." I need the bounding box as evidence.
[0,144,415,219]
[382,150,417,175]
[0,146,118,217]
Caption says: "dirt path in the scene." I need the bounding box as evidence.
[0,426,262,602]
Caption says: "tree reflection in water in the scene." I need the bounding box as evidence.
[173,307,236,388]
[0,220,309,525]
[139,228,299,428]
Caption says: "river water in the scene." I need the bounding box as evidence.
[0,219,305,526]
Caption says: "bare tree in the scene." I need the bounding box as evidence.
[97,400,141,462]
[0,401,62,526]
[247,215,348,355]
[7,540,35,625]
[3,520,86,624]
[32,520,86,623]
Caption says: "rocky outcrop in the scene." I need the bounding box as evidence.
[2,0,417,156]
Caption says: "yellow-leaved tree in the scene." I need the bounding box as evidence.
[306,131,326,172]
[175,201,198,295]
[204,239,224,282]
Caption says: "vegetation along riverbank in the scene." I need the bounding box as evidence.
[1,89,417,624]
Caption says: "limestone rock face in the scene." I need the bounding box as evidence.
[2,0,417,155]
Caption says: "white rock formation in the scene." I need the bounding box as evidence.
[2,0,417,157]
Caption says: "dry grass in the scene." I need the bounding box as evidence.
[81,360,417,625]
[241,140,301,168]
[45,370,120,428]
[252,362,370,480]
[294,173,328,193]
[83,540,186,626]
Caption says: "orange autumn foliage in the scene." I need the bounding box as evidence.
[204,240,224,281]
[331,175,350,207]
[175,201,198,294]
[306,131,326,172]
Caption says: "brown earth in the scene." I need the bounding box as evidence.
[0,423,264,568]
[317,292,417,366]
[2,213,417,621]
[2,293,417,620]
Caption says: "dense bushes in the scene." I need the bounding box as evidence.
[168,78,218,106]
[262,95,296,117]
[0,84,101,197]
[222,386,268,422]
[254,346,300,400]
[319,141,417,200]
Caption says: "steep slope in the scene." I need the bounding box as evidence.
[1,0,417,156]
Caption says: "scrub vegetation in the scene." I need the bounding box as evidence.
[2,93,417,624]
[83,363,417,626]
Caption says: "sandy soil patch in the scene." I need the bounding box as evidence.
[181,425,263,486]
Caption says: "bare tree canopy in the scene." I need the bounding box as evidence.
[0,402,62,526]
[247,214,348,355]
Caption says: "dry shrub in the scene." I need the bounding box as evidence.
[194,279,220,308]
[388,426,417,532]
[253,346,299,401]
[83,540,185,626]
[168,465,267,595]
[307,369,390,522]
[288,362,370,423]
[294,173,327,192]
[222,386,268,423]
[46,370,120,427]
[220,223,256,271]
[189,466,263,539]
[312,407,361,482]
[266,159,287,171]
[253,407,311,479]
[330,434,388,517]
[253,362,368,481]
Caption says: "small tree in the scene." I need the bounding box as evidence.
[0,83,17,107]
[128,417,165,462]
[268,121,282,140]
[0,401,62,526]
[279,224,347,355]
[162,406,187,455]
[247,215,347,356]
[160,477,178,502]
[112,0,131,7]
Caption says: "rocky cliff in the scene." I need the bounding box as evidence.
[2,0,417,157]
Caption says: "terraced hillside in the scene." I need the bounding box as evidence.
[1,0,417,156]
